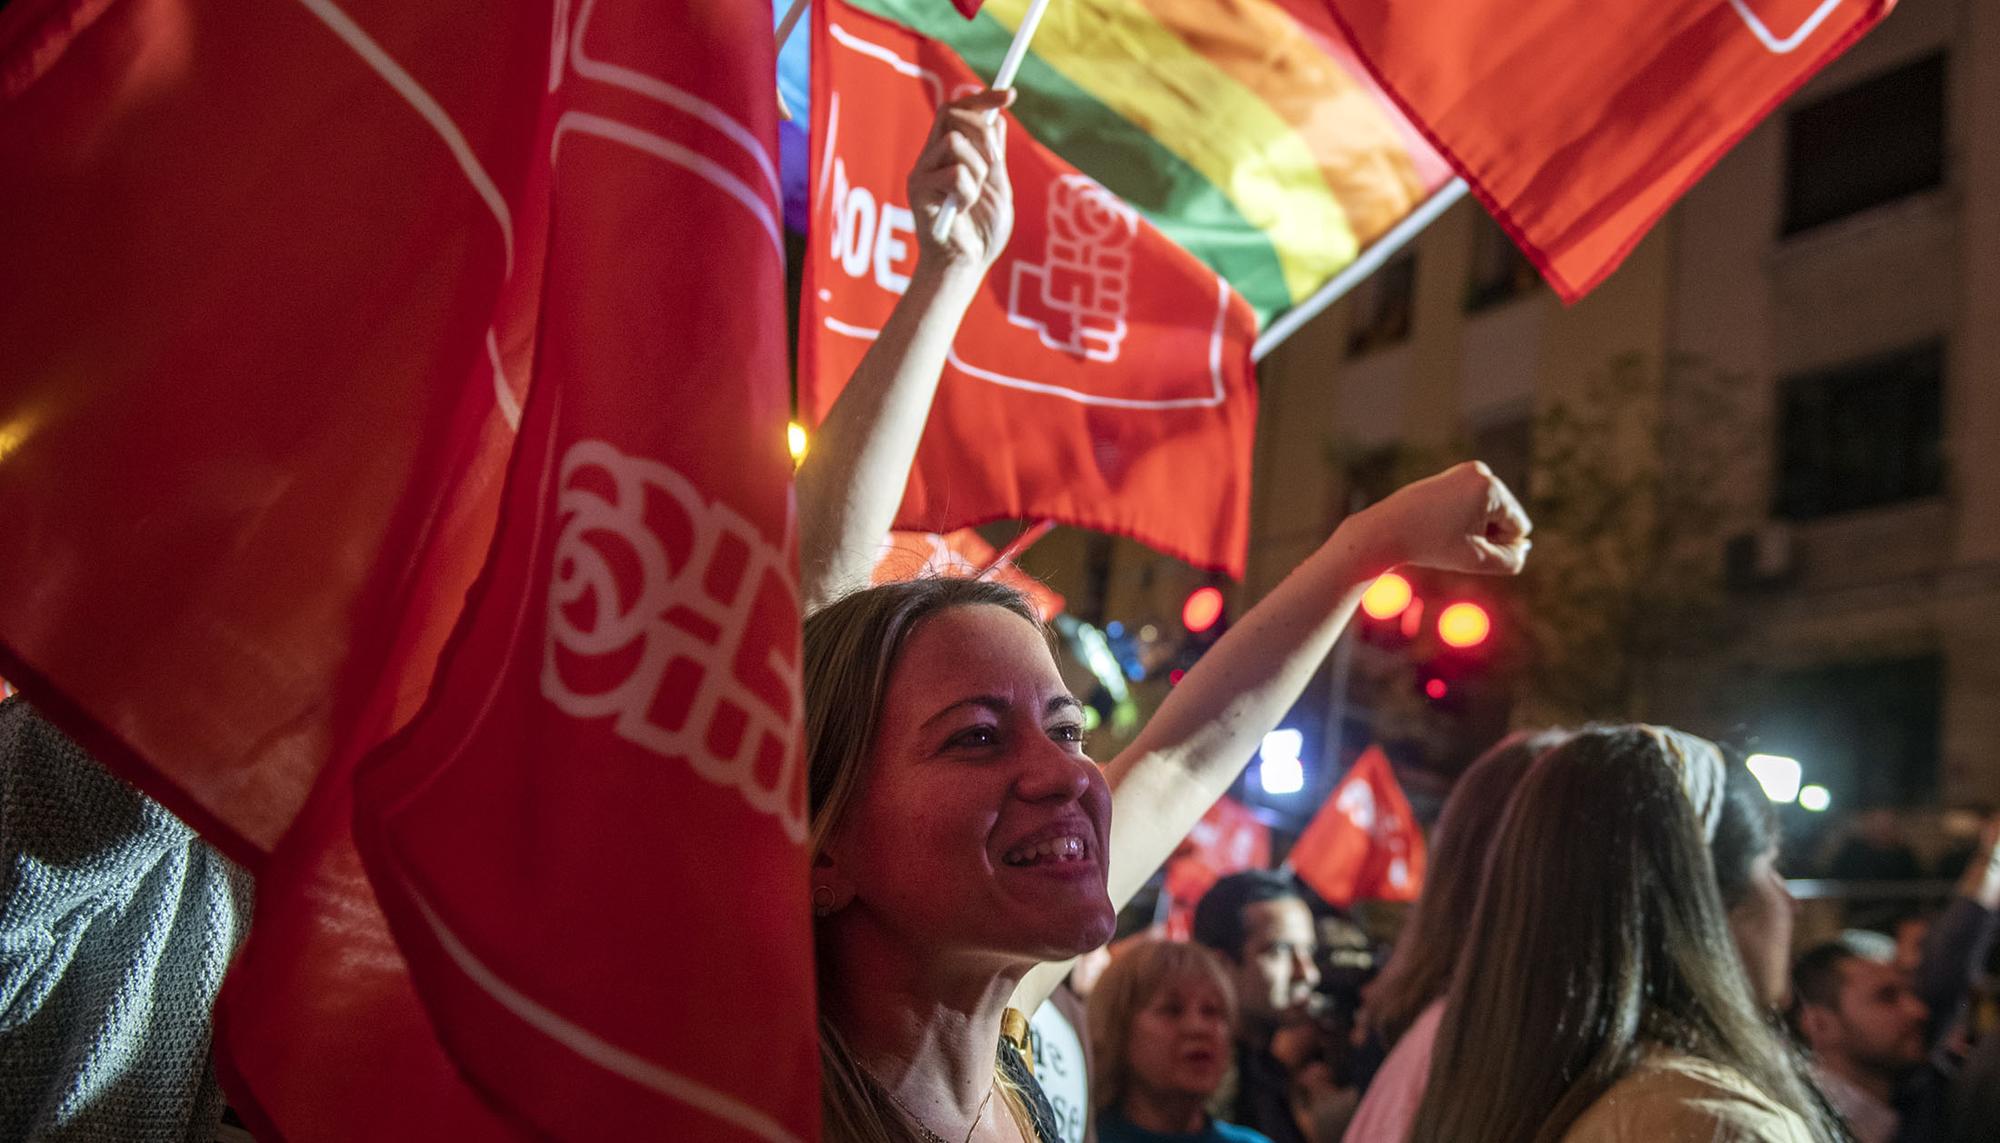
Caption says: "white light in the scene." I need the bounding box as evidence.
[1799,784,1832,812]
[1746,753,1802,804]
[1259,729,1305,795]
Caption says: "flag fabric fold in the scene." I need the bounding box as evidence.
[810,0,1451,331]
[873,528,1067,621]
[1161,796,1271,940]
[1287,745,1425,908]
[802,0,1264,575]
[0,0,815,1137]
[1304,0,1895,300]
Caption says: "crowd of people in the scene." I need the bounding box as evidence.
[784,94,2000,1143]
[3,80,1996,1143]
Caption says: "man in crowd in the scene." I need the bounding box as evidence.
[1795,815,2000,1143]
[1193,872,1352,1143]
[1794,941,1932,1143]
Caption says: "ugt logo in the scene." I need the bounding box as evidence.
[1007,175,1137,362]
[540,439,806,844]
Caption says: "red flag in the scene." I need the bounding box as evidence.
[872,528,1066,621]
[801,0,1260,577]
[0,0,814,1138]
[1288,746,1425,908]
[1296,0,1892,300]
[1161,796,1271,941]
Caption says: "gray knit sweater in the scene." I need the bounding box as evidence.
[0,698,252,1141]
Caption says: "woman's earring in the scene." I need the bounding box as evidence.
[812,884,838,917]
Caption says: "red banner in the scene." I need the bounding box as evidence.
[1300,0,1891,299]
[1161,796,1271,941]
[1288,746,1424,908]
[0,0,813,1138]
[801,0,1260,577]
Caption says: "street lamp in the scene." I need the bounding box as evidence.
[1259,728,1305,795]
[1745,753,1802,804]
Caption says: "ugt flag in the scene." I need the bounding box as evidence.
[1288,745,1425,908]
[1308,0,1894,298]
[0,0,815,1138]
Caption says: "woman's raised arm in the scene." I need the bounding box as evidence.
[1014,462,1531,1014]
[795,90,1014,613]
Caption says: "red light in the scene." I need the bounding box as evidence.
[1399,597,1427,640]
[1438,602,1491,649]
[1168,668,1187,686]
[1424,677,1448,700]
[1182,586,1224,634]
[1361,573,1413,620]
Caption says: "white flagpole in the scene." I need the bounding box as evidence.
[773,0,810,120]
[1250,178,1470,363]
[929,0,1055,243]
[775,0,810,48]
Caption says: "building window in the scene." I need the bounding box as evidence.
[1470,415,1533,500]
[1782,53,1946,236]
[1756,655,1941,808]
[1341,445,1401,512]
[1466,221,1539,311]
[1346,255,1415,357]
[1776,342,1943,520]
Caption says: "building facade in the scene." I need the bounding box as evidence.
[1025,0,2000,822]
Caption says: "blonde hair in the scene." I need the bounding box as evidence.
[1086,940,1238,1116]
[804,579,1047,1142]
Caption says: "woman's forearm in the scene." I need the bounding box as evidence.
[1097,519,1394,907]
[796,264,981,613]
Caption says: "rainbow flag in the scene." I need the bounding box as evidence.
[816,0,1453,328]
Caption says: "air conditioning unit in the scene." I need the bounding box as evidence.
[1724,522,1797,589]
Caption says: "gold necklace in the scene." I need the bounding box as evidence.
[860,1064,996,1143]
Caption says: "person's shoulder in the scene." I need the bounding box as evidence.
[1563,1054,1813,1143]
[1210,1120,1275,1143]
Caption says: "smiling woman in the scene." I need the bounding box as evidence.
[807,577,1102,1143]
[796,95,1534,1143]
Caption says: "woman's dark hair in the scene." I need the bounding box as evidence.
[1407,726,1836,1143]
[1362,728,1571,1047]
[1191,870,1304,964]
[1710,747,1781,910]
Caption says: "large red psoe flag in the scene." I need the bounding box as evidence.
[1287,745,1424,908]
[0,0,815,1139]
[1295,0,1892,299]
[800,0,1261,577]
